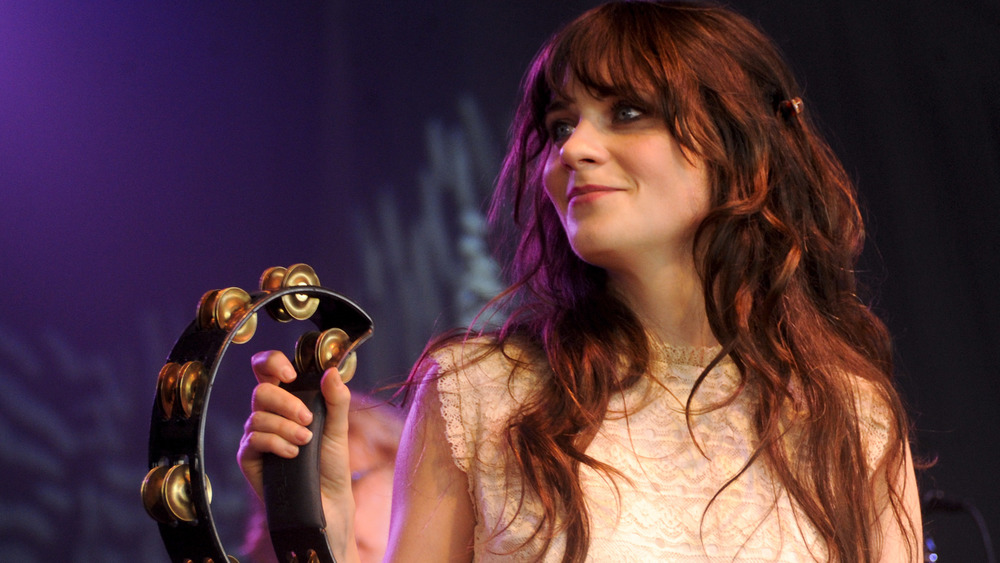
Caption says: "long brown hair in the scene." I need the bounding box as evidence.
[417,1,918,561]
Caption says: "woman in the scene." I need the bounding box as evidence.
[239,2,922,561]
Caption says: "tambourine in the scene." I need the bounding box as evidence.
[142,264,373,563]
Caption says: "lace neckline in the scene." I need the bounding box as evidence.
[649,339,726,368]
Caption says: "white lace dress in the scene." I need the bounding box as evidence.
[433,341,890,562]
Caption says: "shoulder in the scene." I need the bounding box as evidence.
[787,371,901,473]
[419,335,544,471]
[424,335,543,393]
[844,374,899,473]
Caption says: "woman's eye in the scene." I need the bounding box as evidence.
[547,120,575,143]
[613,104,644,122]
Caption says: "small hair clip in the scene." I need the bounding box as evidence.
[778,97,804,117]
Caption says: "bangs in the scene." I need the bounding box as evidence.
[530,3,686,128]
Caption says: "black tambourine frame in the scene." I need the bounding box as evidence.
[144,278,373,563]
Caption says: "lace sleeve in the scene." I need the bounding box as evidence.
[433,346,477,474]
[432,340,531,476]
[851,377,894,473]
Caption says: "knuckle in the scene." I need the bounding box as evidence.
[245,411,264,430]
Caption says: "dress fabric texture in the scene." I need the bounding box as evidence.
[432,340,890,562]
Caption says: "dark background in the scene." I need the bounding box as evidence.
[1,1,997,560]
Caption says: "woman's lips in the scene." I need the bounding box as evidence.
[568,184,623,203]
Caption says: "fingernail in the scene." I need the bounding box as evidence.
[284,444,299,457]
[296,427,313,444]
[299,408,313,425]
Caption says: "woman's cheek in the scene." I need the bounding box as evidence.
[542,157,569,211]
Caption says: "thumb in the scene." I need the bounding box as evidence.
[317,361,355,492]
[318,351,356,449]
[319,362,352,441]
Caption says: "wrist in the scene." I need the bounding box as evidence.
[324,496,360,563]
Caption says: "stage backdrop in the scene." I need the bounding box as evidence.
[1,1,997,560]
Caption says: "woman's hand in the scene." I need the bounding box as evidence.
[237,350,360,562]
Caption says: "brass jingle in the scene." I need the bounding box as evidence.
[213,287,252,331]
[161,463,213,523]
[282,552,317,563]
[177,361,205,419]
[161,463,195,522]
[232,309,258,344]
[196,289,222,330]
[260,266,293,322]
[294,331,320,374]
[295,328,352,376]
[208,287,257,343]
[314,327,350,372]
[141,465,172,523]
[197,287,257,342]
[280,263,320,321]
[259,266,287,293]
[340,351,357,384]
[157,362,181,419]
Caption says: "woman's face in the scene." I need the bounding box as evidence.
[541,79,711,276]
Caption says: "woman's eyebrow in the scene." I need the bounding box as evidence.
[544,97,573,114]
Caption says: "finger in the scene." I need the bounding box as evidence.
[320,366,352,436]
[250,350,297,385]
[251,381,314,426]
[244,410,314,448]
[240,426,304,459]
[315,368,358,536]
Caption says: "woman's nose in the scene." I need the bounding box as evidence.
[559,120,609,169]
